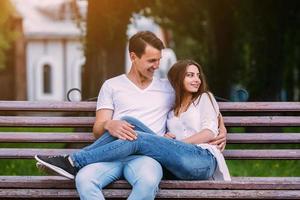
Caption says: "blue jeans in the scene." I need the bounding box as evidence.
[75,117,162,200]
[72,117,217,180]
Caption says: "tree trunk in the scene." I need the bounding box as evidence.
[82,0,141,100]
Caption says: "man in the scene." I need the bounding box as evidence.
[36,31,227,200]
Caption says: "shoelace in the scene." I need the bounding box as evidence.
[47,155,67,159]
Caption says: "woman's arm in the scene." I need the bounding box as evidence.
[181,93,218,144]
[209,114,227,151]
[181,129,215,144]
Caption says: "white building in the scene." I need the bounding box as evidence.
[11,1,176,101]
[12,0,87,101]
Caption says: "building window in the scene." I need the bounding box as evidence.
[43,64,52,94]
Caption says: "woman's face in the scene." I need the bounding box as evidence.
[183,64,201,93]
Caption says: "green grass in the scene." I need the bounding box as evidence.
[0,127,74,175]
[0,142,67,175]
[227,160,300,176]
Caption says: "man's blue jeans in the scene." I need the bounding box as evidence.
[75,117,162,200]
[72,116,217,181]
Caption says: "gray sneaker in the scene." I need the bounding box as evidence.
[35,155,77,179]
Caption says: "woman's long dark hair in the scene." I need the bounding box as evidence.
[167,59,211,116]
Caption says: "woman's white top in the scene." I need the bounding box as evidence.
[167,93,231,181]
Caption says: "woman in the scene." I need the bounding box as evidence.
[35,59,231,181]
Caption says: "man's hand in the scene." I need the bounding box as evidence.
[209,114,227,152]
[164,132,176,139]
[104,120,137,140]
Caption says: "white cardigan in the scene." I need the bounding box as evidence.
[167,93,231,181]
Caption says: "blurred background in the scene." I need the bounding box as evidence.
[0,0,299,102]
[0,0,299,177]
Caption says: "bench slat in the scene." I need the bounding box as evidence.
[0,101,96,112]
[0,101,299,112]
[1,133,299,143]
[0,148,299,159]
[227,133,300,143]
[0,176,299,190]
[224,116,300,126]
[219,102,300,112]
[1,116,300,127]
[0,188,299,199]
[0,116,94,127]
[0,132,94,143]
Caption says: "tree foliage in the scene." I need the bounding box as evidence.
[84,0,300,101]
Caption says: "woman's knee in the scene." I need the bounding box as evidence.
[120,116,138,123]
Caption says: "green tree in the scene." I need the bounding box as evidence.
[235,0,300,101]
[152,0,239,99]
[83,0,300,101]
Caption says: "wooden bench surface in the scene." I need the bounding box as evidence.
[0,176,299,199]
[0,101,299,199]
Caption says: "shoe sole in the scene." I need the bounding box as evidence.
[34,155,74,180]
[36,162,60,176]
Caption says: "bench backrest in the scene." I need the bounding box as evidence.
[0,101,299,160]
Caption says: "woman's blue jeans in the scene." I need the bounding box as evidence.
[72,116,217,180]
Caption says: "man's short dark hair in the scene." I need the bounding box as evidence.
[129,31,165,58]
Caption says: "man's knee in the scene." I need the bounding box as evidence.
[75,164,101,191]
[75,162,123,192]
[124,156,162,186]
[124,156,162,200]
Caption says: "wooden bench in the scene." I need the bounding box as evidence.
[0,101,299,199]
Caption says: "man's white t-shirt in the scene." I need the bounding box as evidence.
[96,74,174,136]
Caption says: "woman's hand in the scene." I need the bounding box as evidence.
[164,132,176,139]
[209,114,227,152]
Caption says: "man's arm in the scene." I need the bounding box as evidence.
[209,113,227,152]
[93,109,137,140]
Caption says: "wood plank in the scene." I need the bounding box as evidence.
[0,149,299,159]
[0,101,96,112]
[1,133,299,143]
[0,101,299,112]
[0,189,299,199]
[0,132,94,143]
[219,102,300,112]
[224,116,300,126]
[223,149,300,159]
[1,176,300,190]
[1,116,300,127]
[0,116,94,127]
[227,133,300,143]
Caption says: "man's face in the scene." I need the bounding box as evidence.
[131,45,162,80]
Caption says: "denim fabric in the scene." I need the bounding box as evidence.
[72,117,217,180]
[75,155,162,200]
[75,116,162,200]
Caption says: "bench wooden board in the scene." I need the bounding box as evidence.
[0,176,300,190]
[1,188,300,199]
